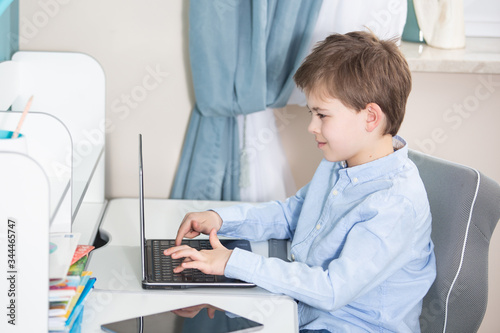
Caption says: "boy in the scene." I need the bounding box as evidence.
[165,31,436,332]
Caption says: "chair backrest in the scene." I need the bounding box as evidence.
[408,150,500,333]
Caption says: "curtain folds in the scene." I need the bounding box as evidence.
[237,108,297,202]
[171,0,322,201]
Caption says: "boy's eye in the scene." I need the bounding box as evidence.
[308,110,326,119]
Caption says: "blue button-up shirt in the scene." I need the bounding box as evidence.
[215,136,436,332]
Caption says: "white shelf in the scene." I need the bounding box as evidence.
[0,153,50,332]
[9,51,106,221]
[401,37,500,74]
[0,111,72,227]
[73,201,108,246]
[0,51,106,332]
[72,146,105,219]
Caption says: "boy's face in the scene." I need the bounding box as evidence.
[307,91,369,167]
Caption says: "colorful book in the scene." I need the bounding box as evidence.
[49,288,76,300]
[48,277,96,332]
[49,301,72,317]
[70,245,94,265]
[49,233,81,281]
[50,255,89,290]
[63,271,93,319]
[67,256,89,277]
[65,277,96,330]
[50,284,78,291]
[48,237,96,332]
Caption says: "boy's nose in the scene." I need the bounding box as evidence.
[308,117,319,135]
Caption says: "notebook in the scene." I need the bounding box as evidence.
[139,134,255,289]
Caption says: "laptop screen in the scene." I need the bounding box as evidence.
[139,134,146,281]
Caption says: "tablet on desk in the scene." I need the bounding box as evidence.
[101,303,263,333]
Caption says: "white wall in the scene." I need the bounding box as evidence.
[19,0,193,199]
[18,1,500,331]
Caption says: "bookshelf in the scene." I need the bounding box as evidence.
[0,51,105,332]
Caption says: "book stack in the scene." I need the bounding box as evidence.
[48,233,96,333]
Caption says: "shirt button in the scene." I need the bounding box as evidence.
[316,224,321,230]
[332,190,338,195]
[291,254,295,261]
[353,177,358,183]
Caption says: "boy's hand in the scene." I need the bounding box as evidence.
[172,303,222,319]
[164,229,232,276]
[175,211,223,246]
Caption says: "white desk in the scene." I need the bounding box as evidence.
[80,198,299,332]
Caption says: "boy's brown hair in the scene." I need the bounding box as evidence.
[293,31,411,136]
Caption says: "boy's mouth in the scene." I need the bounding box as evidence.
[316,141,326,149]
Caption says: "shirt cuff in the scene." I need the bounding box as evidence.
[224,247,260,282]
[211,207,242,235]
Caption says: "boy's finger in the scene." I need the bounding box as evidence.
[208,228,223,249]
[173,256,199,273]
[163,245,191,256]
[176,220,204,245]
[180,257,193,265]
[175,222,193,245]
[173,265,186,273]
[170,247,202,261]
[207,307,216,319]
[180,260,206,273]
[175,215,190,244]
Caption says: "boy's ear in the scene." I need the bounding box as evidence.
[364,103,385,133]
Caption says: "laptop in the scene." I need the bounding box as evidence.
[139,134,256,289]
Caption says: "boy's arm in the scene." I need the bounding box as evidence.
[214,183,309,241]
[224,195,435,312]
[166,185,309,276]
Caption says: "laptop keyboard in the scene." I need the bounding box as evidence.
[151,240,217,283]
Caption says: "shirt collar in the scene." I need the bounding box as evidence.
[339,136,409,183]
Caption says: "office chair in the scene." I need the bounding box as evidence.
[408,150,500,333]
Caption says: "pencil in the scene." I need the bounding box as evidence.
[12,95,33,139]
